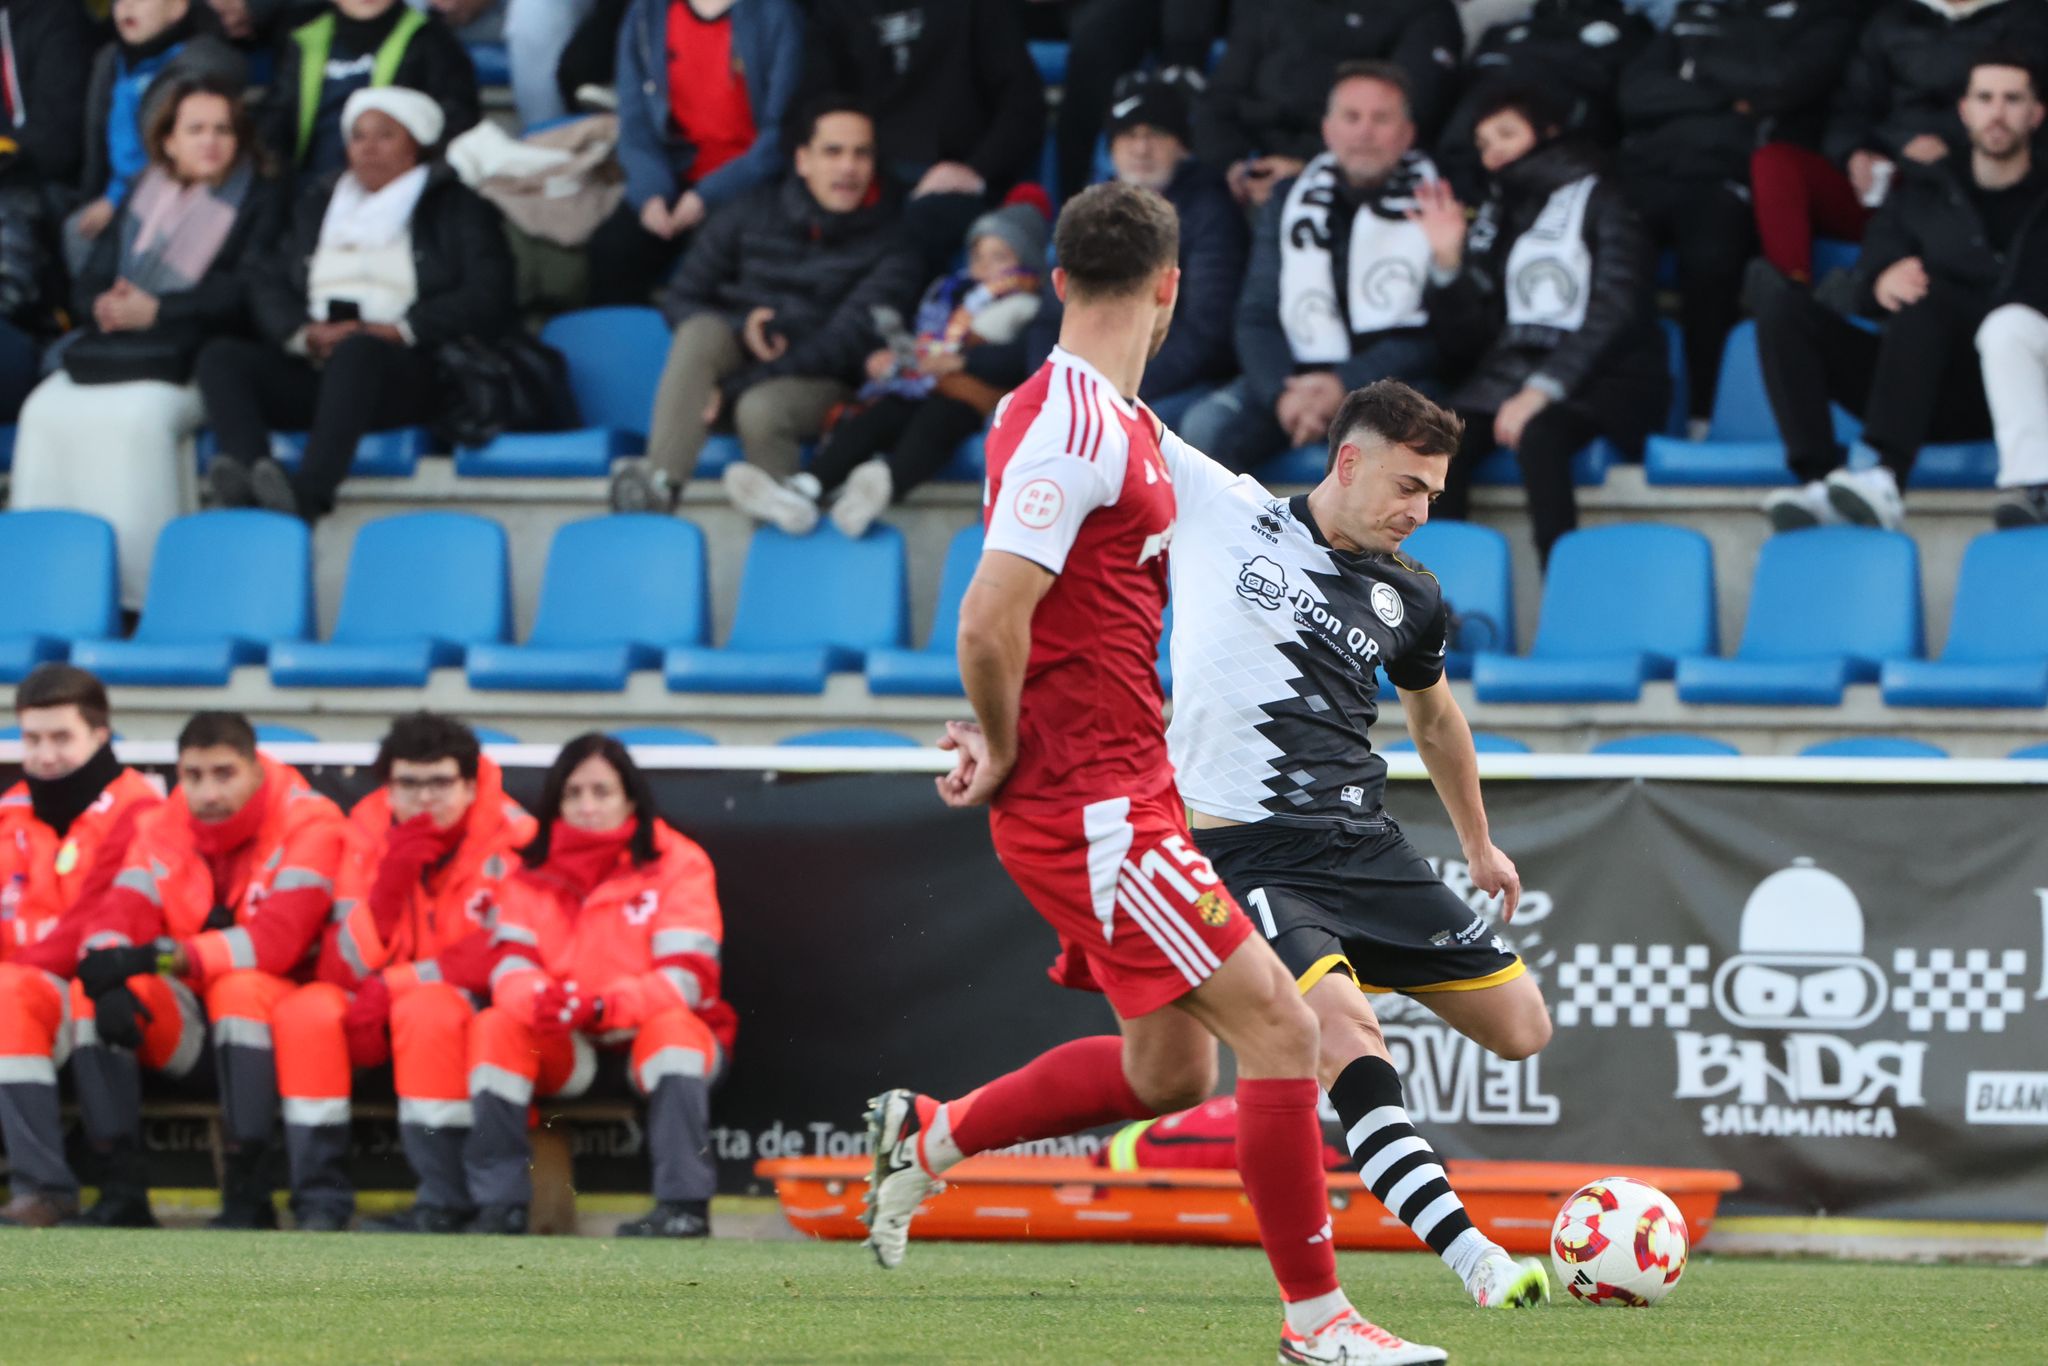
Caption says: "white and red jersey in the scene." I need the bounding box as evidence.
[982,347,1178,812]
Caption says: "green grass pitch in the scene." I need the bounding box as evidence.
[0,1230,2040,1363]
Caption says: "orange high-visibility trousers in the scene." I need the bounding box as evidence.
[204,970,295,1147]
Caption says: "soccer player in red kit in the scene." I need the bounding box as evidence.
[862,183,1446,1366]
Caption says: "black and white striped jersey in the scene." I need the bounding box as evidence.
[1160,431,1448,831]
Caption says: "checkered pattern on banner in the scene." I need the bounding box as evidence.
[1891,948,2029,1033]
[1556,943,1711,1027]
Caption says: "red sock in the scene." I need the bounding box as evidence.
[1236,1077,1341,1302]
[941,1036,1151,1157]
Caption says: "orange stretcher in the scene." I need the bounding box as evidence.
[756,1157,1741,1255]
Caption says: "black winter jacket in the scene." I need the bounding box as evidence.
[250,164,516,350]
[800,0,1045,193]
[258,6,481,176]
[73,168,286,359]
[1426,139,1667,442]
[1823,0,2048,165]
[1618,0,1861,185]
[0,0,97,187]
[659,174,924,396]
[1850,157,2048,319]
[1436,0,1653,199]
[1003,158,1249,401]
[1194,0,1465,163]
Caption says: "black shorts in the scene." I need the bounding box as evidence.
[1192,816,1525,996]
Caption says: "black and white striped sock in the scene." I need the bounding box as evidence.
[1329,1056,1489,1280]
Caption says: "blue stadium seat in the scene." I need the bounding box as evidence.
[264,427,429,479]
[1676,527,1920,706]
[2010,743,2048,759]
[867,524,980,696]
[1383,732,1530,754]
[471,725,519,745]
[1472,525,1716,702]
[665,526,908,693]
[1660,317,1688,437]
[1812,238,1861,277]
[455,308,674,477]
[0,510,121,680]
[467,516,707,691]
[0,726,17,739]
[695,434,747,479]
[936,432,986,482]
[778,728,920,748]
[1262,444,1329,484]
[73,511,311,686]
[254,724,317,743]
[1643,322,1798,486]
[1590,733,1740,756]
[1881,529,2048,708]
[1157,600,1173,695]
[467,42,510,86]
[611,727,716,746]
[1403,522,1512,678]
[269,513,511,687]
[1800,736,1948,759]
[1470,439,1617,488]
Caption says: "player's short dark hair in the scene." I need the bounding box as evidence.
[375,711,481,784]
[1330,60,1414,121]
[14,664,111,731]
[1968,55,2040,98]
[177,710,257,760]
[1327,381,1464,472]
[521,732,661,870]
[792,92,875,149]
[1472,83,1568,141]
[1053,181,1180,300]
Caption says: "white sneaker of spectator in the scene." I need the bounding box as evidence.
[724,462,820,535]
[1824,465,1905,531]
[830,460,893,539]
[1761,480,1845,533]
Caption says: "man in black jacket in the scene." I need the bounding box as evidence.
[620,98,922,525]
[1196,0,1464,208]
[1753,60,2047,533]
[801,0,1045,277]
[1752,0,2048,283]
[1617,0,1860,425]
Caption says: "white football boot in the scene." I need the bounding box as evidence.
[862,1088,938,1270]
[1468,1252,1551,1308]
[1278,1309,1447,1365]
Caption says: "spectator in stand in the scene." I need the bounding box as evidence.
[1050,0,1227,203]
[1751,0,2048,284]
[1418,87,1668,565]
[14,77,283,616]
[465,733,735,1238]
[66,711,353,1229]
[1017,67,1249,425]
[609,98,920,523]
[794,196,1047,539]
[61,0,247,278]
[0,666,164,1229]
[1434,0,1652,201]
[271,713,536,1233]
[800,0,1045,275]
[260,0,480,181]
[586,0,803,306]
[1617,0,1860,430]
[1976,217,2048,528]
[1179,63,1445,476]
[1753,60,2046,533]
[1196,0,1464,209]
[196,88,515,521]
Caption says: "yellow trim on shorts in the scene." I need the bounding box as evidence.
[1353,958,1528,995]
[1295,953,1356,995]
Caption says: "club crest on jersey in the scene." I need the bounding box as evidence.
[1371,582,1405,627]
[1237,555,1288,610]
[1195,890,1232,927]
[1013,478,1064,530]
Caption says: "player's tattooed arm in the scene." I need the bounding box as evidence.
[1398,677,1522,920]
[942,551,1055,807]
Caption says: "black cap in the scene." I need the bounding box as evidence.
[1104,67,1202,146]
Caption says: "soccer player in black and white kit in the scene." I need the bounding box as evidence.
[1158,380,1553,1309]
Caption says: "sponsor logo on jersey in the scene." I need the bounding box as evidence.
[1371,581,1405,627]
[1237,556,1287,609]
[1340,784,1366,807]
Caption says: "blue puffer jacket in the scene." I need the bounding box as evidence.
[614,0,805,214]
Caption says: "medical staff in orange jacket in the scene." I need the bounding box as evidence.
[0,666,161,1227]
[270,713,534,1231]
[466,733,735,1237]
[66,712,351,1228]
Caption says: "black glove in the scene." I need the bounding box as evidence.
[77,944,163,1000]
[93,984,155,1051]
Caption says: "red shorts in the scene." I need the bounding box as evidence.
[990,787,1255,1018]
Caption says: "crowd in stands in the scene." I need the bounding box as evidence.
[2,0,2048,595]
[0,663,730,1235]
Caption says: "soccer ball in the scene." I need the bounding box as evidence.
[1549,1176,1689,1307]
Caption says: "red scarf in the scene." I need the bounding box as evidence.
[535,820,636,901]
[187,778,270,899]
